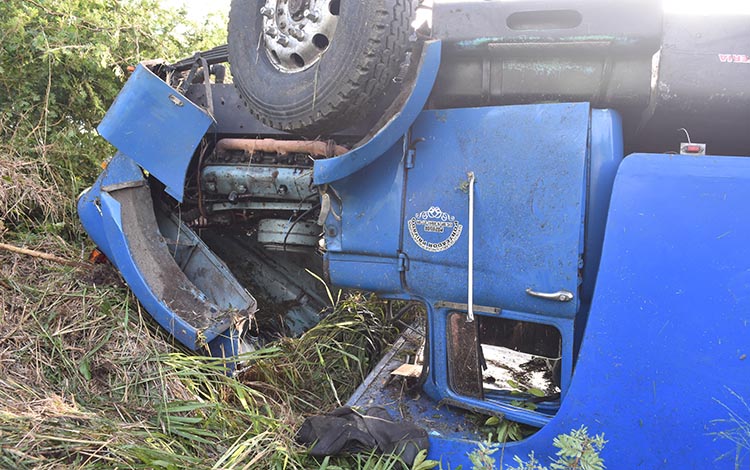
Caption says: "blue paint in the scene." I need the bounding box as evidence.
[403,104,589,318]
[329,141,406,257]
[96,190,212,348]
[77,152,144,253]
[582,109,624,303]
[313,40,442,185]
[325,103,621,424]
[97,65,213,202]
[423,153,750,468]
[78,152,253,353]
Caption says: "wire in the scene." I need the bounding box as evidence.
[678,127,692,144]
[282,203,321,251]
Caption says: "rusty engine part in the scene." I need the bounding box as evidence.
[216,138,348,158]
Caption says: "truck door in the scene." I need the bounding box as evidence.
[402,103,590,318]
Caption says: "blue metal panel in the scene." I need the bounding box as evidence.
[581,109,624,303]
[326,253,402,294]
[77,152,144,254]
[97,191,207,348]
[97,65,212,202]
[426,153,750,469]
[313,40,442,185]
[78,153,253,354]
[404,104,590,317]
[327,141,406,256]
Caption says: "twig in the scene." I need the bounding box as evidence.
[0,242,90,269]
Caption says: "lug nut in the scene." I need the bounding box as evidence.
[277,35,290,46]
[288,27,304,40]
[260,6,274,17]
[304,9,320,22]
[265,27,278,37]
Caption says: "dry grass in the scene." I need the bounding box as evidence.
[0,144,304,467]
[0,218,402,468]
[0,144,65,231]
[0,242,311,468]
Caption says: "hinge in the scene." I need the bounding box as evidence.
[405,148,416,169]
[398,252,410,272]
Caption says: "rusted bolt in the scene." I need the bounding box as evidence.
[326,226,338,237]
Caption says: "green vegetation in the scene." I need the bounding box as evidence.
[0,1,414,468]
[0,0,226,233]
[469,427,607,470]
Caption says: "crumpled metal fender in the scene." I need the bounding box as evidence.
[313,40,442,185]
[78,153,255,356]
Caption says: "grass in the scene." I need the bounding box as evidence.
[710,389,750,468]
[242,293,399,414]
[0,140,411,468]
[0,243,403,468]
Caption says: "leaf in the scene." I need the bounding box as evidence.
[528,387,545,398]
[411,449,440,470]
[78,359,91,381]
[484,416,501,426]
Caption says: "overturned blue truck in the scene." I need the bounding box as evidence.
[78,0,750,467]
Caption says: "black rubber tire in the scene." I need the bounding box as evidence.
[228,0,415,136]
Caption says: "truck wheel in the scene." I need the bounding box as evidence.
[228,0,415,136]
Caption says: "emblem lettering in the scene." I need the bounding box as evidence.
[408,206,463,253]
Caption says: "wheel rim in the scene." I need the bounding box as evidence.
[260,0,340,73]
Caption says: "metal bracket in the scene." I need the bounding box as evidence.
[406,147,417,169]
[398,252,410,272]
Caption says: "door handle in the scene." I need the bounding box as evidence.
[525,288,574,303]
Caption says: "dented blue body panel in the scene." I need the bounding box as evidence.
[78,152,253,354]
[97,65,213,202]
